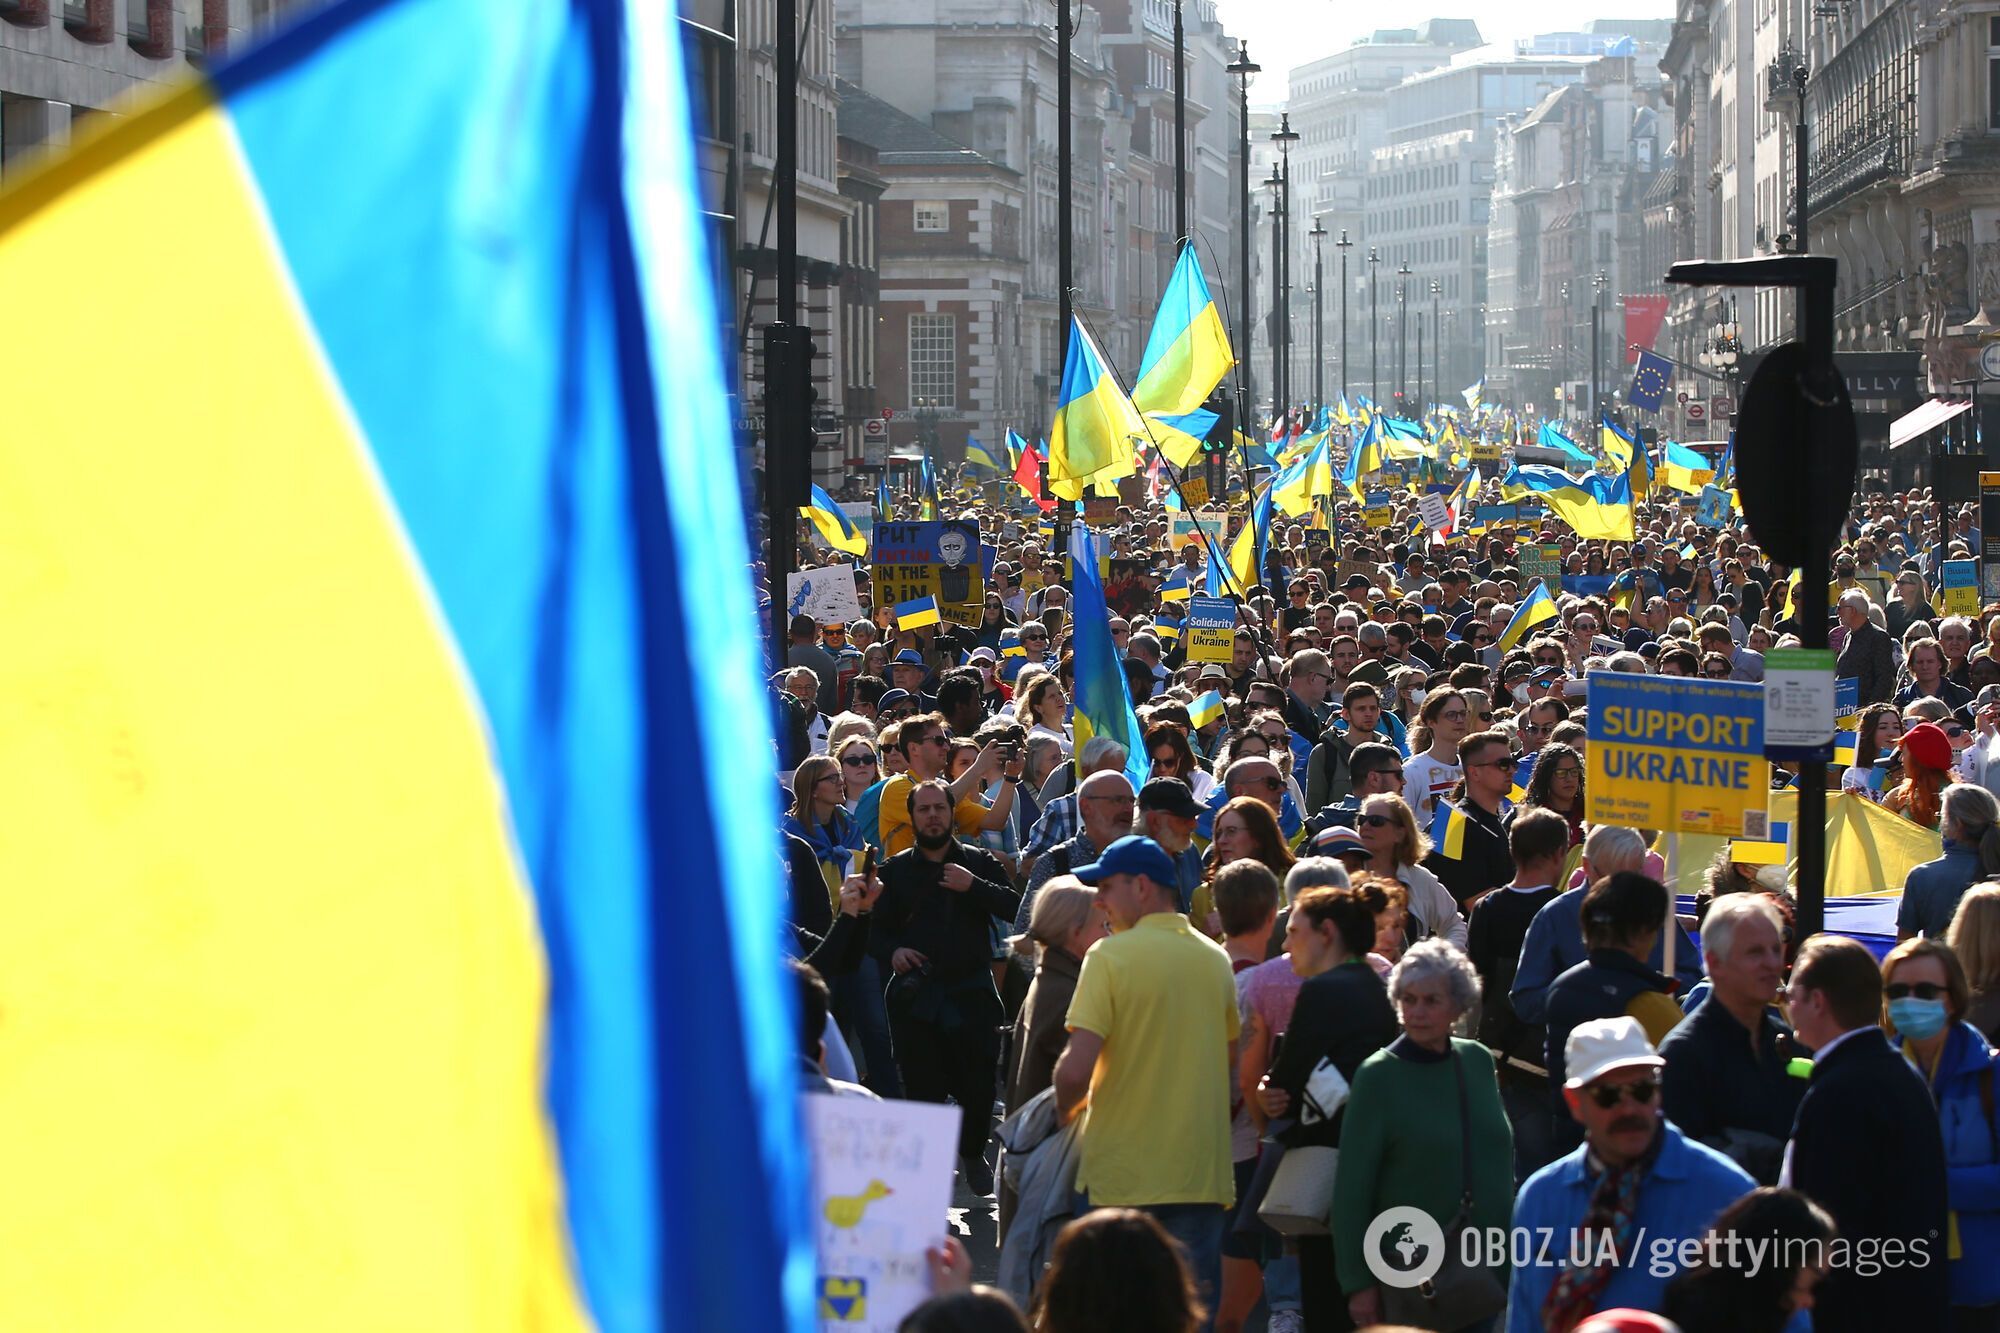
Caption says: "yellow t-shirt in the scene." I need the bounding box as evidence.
[1066,912,1241,1207]
[877,773,987,856]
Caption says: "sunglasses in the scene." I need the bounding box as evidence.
[1886,981,1947,1001]
[1470,633,1493,644]
[842,753,878,766]
[1945,725,1967,739]
[1469,756,1517,770]
[1705,669,1730,679]
[1251,776,1285,791]
[1520,722,1549,736]
[1358,813,1397,828]
[1585,1077,1660,1109]
[1022,633,1048,642]
[1536,656,1566,667]
[1259,731,1291,743]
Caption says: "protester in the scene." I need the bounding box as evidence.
[1519,740,1587,845]
[1659,1188,1837,1333]
[1191,796,1295,940]
[1508,1017,1760,1333]
[1878,937,2000,1325]
[1949,884,2000,1040]
[1658,894,1803,1184]
[872,779,1023,1193]
[1782,934,1951,1332]
[1882,720,1957,830]
[1054,836,1240,1315]
[1017,770,1135,931]
[1332,939,1514,1328]
[1005,879,1101,1116]
[1032,1209,1206,1333]
[1402,687,1470,823]
[1899,782,2000,938]
[1352,790,1468,948]
[1840,702,1902,797]
[1425,729,1523,907]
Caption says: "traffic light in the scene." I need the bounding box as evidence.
[1199,392,1235,455]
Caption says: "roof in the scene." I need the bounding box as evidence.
[1514,83,1580,131]
[834,80,1010,172]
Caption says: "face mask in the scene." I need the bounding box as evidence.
[1888,996,1949,1041]
[1511,683,1532,705]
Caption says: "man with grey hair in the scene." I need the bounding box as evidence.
[1021,734,1130,860]
[1659,893,1801,1183]
[1015,769,1136,932]
[1939,613,1977,688]
[1836,585,1894,703]
[1284,856,1351,897]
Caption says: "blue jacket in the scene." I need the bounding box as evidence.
[1507,1122,1759,1333]
[1899,838,1989,939]
[1914,1022,2000,1307]
[1510,886,1704,1026]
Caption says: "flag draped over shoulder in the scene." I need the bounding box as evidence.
[1068,525,1150,788]
[1050,317,1144,499]
[0,2,808,1330]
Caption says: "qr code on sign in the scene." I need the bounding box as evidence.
[1743,810,1769,838]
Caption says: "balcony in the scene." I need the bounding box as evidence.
[1804,0,1916,217]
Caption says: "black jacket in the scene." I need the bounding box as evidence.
[1835,618,1895,706]
[870,842,1019,982]
[1269,958,1398,1148]
[1543,947,1676,1100]
[1422,797,1513,907]
[1466,884,1560,1067]
[1658,997,1805,1184]
[1785,1027,1949,1333]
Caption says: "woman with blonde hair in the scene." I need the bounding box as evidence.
[1948,884,2000,1041]
[785,754,863,910]
[1352,791,1467,949]
[1006,879,1103,1114]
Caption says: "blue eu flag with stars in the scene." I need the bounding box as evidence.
[1629,350,1673,412]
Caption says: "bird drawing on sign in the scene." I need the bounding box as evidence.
[822,1179,893,1229]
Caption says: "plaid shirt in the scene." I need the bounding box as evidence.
[1022,791,1078,860]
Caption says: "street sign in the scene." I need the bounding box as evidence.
[1711,395,1736,417]
[863,418,887,439]
[1686,401,1708,423]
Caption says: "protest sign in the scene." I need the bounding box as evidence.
[1168,508,1228,553]
[1417,493,1451,532]
[788,566,864,628]
[1763,647,1836,758]
[1695,483,1732,528]
[805,1095,962,1332]
[1185,596,1237,663]
[1362,491,1393,528]
[1081,495,1120,526]
[1942,559,1981,616]
[1835,675,1860,728]
[1475,504,1517,524]
[871,521,989,627]
[1518,544,1562,596]
[1470,441,1504,463]
[1178,474,1211,508]
[1337,560,1382,593]
[1588,672,1771,837]
[1563,574,1614,598]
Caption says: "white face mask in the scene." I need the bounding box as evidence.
[1511,683,1532,706]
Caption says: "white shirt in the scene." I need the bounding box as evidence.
[1402,752,1462,825]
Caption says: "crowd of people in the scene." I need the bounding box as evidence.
[779,464,2000,1333]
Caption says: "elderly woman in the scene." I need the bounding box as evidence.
[1332,939,1514,1329]
[1006,878,1102,1115]
[1879,938,2000,1324]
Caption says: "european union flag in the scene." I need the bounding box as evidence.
[1629,350,1673,413]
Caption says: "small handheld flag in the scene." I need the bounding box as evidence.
[1495,581,1559,651]
[801,483,868,556]
[1189,690,1227,730]
[894,595,943,630]
[1429,800,1469,860]
[1152,611,1184,641]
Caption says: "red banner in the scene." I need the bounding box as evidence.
[1623,295,1669,363]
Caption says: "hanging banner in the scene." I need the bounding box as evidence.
[1588,672,1771,837]
[1622,294,1670,364]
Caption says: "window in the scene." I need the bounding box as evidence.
[909,314,957,409]
[1990,17,2000,129]
[914,201,949,233]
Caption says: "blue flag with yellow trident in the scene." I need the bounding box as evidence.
[0,1,809,1329]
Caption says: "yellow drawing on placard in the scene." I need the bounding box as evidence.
[823,1179,894,1229]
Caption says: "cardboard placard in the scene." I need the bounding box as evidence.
[1518,544,1564,596]
[1941,559,1981,616]
[788,566,865,628]
[1185,596,1238,663]
[1178,474,1211,508]
[871,521,989,627]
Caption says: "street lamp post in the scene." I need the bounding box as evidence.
[1368,247,1381,407]
[1559,278,1572,419]
[1172,0,1186,244]
[1430,278,1442,407]
[1310,217,1327,414]
[1266,168,1283,424]
[1228,42,1259,442]
[1591,270,1608,422]
[1058,0,1073,369]
[1396,260,1412,412]
[1273,113,1299,424]
[1335,229,1353,403]
[1415,310,1424,419]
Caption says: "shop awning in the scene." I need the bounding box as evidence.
[1889,398,1973,449]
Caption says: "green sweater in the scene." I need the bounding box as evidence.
[1331,1036,1516,1296]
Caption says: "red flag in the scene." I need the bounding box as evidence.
[1014,439,1056,511]
[1622,295,1669,363]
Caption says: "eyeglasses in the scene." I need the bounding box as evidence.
[1886,981,1947,1001]
[1022,633,1048,642]
[1358,813,1397,828]
[1575,622,1598,633]
[842,753,878,766]
[1548,767,1582,779]
[1584,1077,1660,1109]
[1469,757,1516,770]
[1438,709,1468,722]
[1259,730,1291,743]
[1151,752,1178,767]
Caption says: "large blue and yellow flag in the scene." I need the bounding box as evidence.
[963,435,1006,472]
[1659,438,1716,495]
[1132,244,1234,466]
[1496,581,1561,651]
[1342,414,1384,501]
[1068,525,1150,787]
[1050,316,1144,499]
[802,482,868,555]
[0,3,806,1330]
[1504,464,1638,542]
[1271,433,1334,516]
[1601,416,1650,500]
[1227,479,1275,591]
[1539,421,1595,465]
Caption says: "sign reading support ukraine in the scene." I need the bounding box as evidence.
[1587,672,1772,837]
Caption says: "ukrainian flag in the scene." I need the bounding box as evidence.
[1539,421,1596,465]
[1133,246,1234,466]
[1381,415,1429,461]
[1659,438,1715,495]
[1497,582,1561,651]
[1152,611,1184,642]
[1189,690,1227,730]
[895,595,944,630]
[802,482,868,555]
[1504,464,1636,542]
[918,454,941,519]
[1602,416,1650,500]
[1227,480,1274,592]
[1050,316,1145,499]
[0,2,805,1330]
[1342,415,1384,501]
[876,480,896,523]
[1462,378,1484,411]
[1429,800,1470,859]
[963,435,1006,472]
[1068,525,1150,787]
[1271,433,1334,517]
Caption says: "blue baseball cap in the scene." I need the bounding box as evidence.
[1071,835,1178,888]
[892,649,928,669]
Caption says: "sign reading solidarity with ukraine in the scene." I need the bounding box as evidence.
[871,521,990,627]
[1185,596,1238,663]
[1587,672,1772,837]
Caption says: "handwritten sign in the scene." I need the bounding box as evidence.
[1942,560,1981,616]
[789,566,865,628]
[1518,544,1563,596]
[1178,474,1211,508]
[1417,493,1451,533]
[806,1096,962,1332]
[871,521,988,627]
